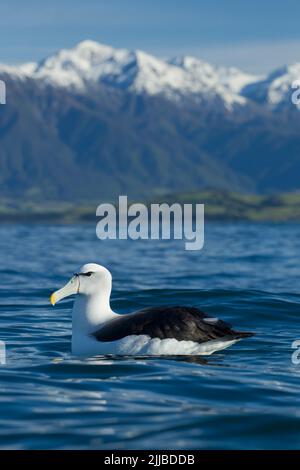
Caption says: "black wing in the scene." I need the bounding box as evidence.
[91,306,253,343]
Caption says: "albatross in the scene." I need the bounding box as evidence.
[50,263,254,356]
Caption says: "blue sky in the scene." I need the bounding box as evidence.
[1,0,299,72]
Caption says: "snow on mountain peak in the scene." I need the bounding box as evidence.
[171,55,259,94]
[31,40,132,88]
[2,40,294,111]
[240,62,300,107]
[1,40,252,106]
[265,63,300,105]
[21,41,239,105]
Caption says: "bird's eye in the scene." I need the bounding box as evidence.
[82,271,94,277]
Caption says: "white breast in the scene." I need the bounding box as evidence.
[72,333,239,356]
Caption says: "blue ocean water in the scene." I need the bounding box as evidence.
[0,222,300,449]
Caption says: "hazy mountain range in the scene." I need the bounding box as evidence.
[1,40,300,201]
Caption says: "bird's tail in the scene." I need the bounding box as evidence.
[232,330,255,339]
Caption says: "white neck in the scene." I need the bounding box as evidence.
[72,290,118,337]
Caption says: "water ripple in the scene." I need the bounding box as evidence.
[0,223,300,449]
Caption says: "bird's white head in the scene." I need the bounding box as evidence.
[50,263,112,306]
[51,263,115,355]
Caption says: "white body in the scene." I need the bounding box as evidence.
[72,330,239,357]
[51,263,239,357]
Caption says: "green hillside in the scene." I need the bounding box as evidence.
[1,191,300,223]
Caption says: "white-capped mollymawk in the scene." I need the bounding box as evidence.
[50,263,254,356]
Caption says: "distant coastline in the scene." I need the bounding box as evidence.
[1,190,300,223]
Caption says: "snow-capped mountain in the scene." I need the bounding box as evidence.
[0,40,259,108]
[242,63,300,108]
[2,40,300,110]
[1,40,300,202]
[169,55,259,94]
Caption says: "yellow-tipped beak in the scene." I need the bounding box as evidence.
[49,275,80,306]
[50,293,56,306]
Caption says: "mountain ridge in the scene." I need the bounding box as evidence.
[0,40,259,106]
[0,40,300,202]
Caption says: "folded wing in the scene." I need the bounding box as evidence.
[91,306,251,343]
